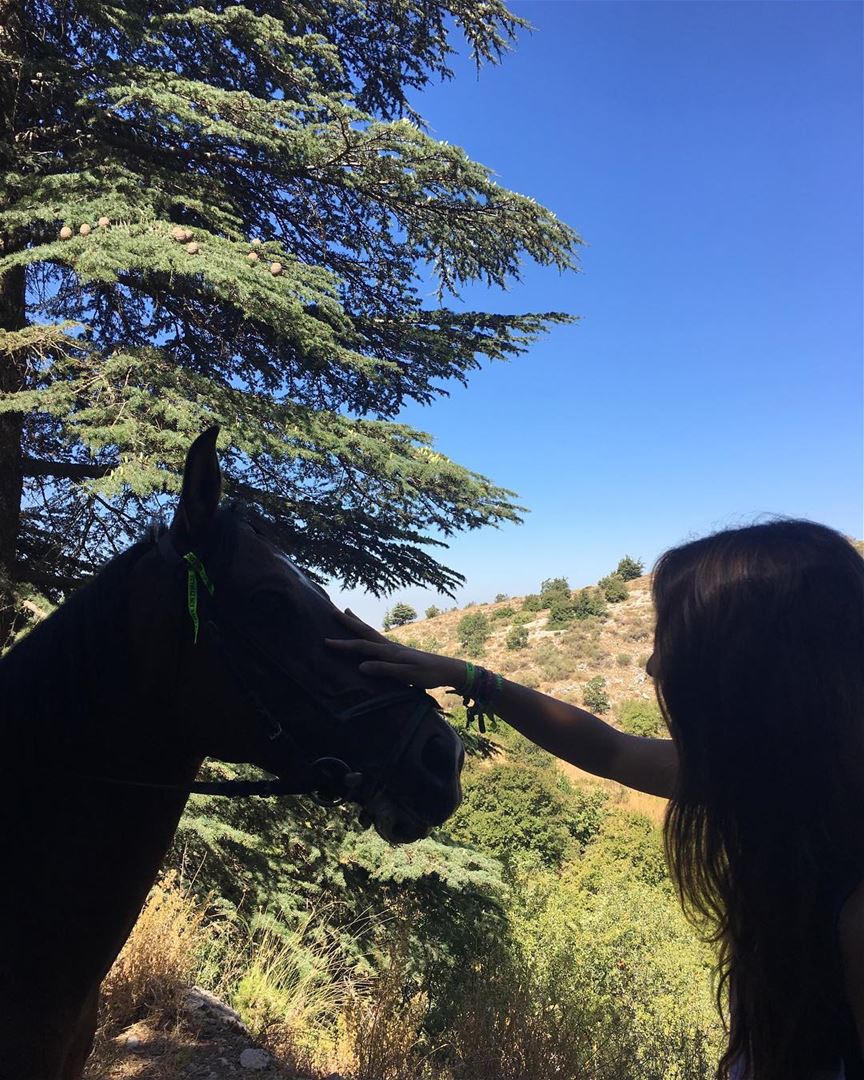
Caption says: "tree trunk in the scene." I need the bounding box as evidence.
[0,0,27,646]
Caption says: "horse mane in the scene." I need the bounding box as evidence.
[0,538,157,753]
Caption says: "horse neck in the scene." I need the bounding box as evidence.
[0,545,199,780]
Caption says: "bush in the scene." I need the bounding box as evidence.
[384,602,416,629]
[598,573,628,603]
[540,577,571,607]
[617,699,664,738]
[457,611,491,657]
[533,640,571,681]
[573,588,607,619]
[495,593,509,603]
[616,555,645,581]
[506,625,529,650]
[545,595,579,629]
[448,763,586,871]
[491,605,515,621]
[425,605,441,620]
[512,611,533,626]
[521,593,546,612]
[616,652,631,667]
[583,676,610,714]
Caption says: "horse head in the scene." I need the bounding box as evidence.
[132,428,464,842]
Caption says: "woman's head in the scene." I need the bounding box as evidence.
[653,519,864,816]
[653,520,864,1078]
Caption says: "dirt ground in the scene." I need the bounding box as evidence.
[86,987,313,1080]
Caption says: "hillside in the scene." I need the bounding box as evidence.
[387,575,669,824]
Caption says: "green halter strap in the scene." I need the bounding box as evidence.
[183,551,215,644]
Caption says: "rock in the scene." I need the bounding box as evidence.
[183,986,246,1030]
[239,1047,270,1070]
[124,1034,142,1050]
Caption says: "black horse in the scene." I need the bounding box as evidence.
[0,428,464,1080]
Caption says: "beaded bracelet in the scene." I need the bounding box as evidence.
[460,663,504,733]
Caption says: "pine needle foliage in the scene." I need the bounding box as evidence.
[0,0,581,634]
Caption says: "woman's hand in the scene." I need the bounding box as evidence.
[326,608,466,691]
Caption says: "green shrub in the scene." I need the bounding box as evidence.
[616,652,631,667]
[506,624,529,650]
[545,594,579,629]
[598,572,628,603]
[384,601,416,629]
[512,611,533,626]
[534,641,571,681]
[583,675,610,714]
[617,698,664,738]
[490,605,515,621]
[573,588,607,619]
[494,593,509,603]
[425,605,441,619]
[457,611,491,657]
[616,554,645,581]
[540,576,571,607]
[521,593,546,612]
[448,763,593,871]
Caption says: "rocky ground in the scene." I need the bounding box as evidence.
[87,987,328,1080]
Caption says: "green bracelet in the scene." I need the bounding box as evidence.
[463,661,477,697]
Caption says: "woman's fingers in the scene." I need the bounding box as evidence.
[325,637,394,658]
[358,660,414,681]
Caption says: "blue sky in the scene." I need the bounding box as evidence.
[332,0,863,626]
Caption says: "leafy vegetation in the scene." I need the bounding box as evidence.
[599,572,629,603]
[583,675,611,714]
[456,611,491,657]
[618,698,665,738]
[383,602,417,629]
[616,555,645,581]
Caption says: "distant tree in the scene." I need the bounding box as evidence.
[495,593,509,603]
[573,588,608,619]
[457,611,490,657]
[598,573,628,603]
[540,577,571,606]
[425,605,442,620]
[387,602,417,628]
[546,595,579,629]
[583,675,610,714]
[522,593,546,612]
[616,556,645,582]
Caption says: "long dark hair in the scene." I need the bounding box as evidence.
[654,520,864,1079]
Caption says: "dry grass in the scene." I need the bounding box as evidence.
[99,872,207,1032]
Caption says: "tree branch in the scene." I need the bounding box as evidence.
[22,456,114,480]
[13,564,84,592]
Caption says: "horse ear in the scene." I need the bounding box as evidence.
[171,427,222,546]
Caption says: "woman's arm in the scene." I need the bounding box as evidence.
[327,611,678,799]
